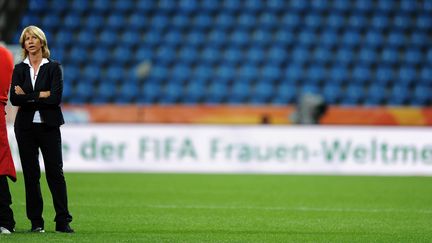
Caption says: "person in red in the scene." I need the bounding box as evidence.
[0,43,17,234]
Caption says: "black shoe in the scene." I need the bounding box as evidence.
[30,226,45,233]
[56,223,74,233]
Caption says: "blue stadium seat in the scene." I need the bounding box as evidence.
[358,48,378,65]
[342,85,364,105]
[150,14,170,31]
[375,66,395,86]
[267,46,287,65]
[310,0,329,11]
[105,66,126,83]
[284,64,303,83]
[380,48,399,66]
[364,30,385,48]
[77,30,96,48]
[90,47,110,66]
[214,13,236,30]
[63,13,81,30]
[274,29,294,46]
[312,47,332,64]
[71,82,93,104]
[244,0,264,13]
[192,13,213,30]
[322,83,342,105]
[420,66,432,86]
[114,0,134,13]
[245,48,266,65]
[185,30,206,47]
[115,82,139,104]
[129,13,148,30]
[261,65,282,82]
[411,86,431,106]
[98,30,118,47]
[193,64,213,81]
[42,15,61,32]
[250,82,274,104]
[228,83,250,104]
[298,29,316,47]
[238,64,259,81]
[112,46,133,66]
[292,47,310,64]
[341,30,361,47]
[365,85,386,106]
[206,82,228,104]
[272,83,297,104]
[55,31,73,48]
[259,12,279,29]
[92,0,111,13]
[319,30,338,48]
[71,0,89,13]
[409,32,428,48]
[305,65,326,85]
[335,48,354,65]
[229,30,249,47]
[332,0,350,12]
[216,65,236,81]
[281,13,301,29]
[170,64,192,83]
[353,0,374,13]
[402,48,425,66]
[328,65,349,84]
[68,47,87,65]
[397,66,417,87]
[416,14,432,30]
[326,13,345,30]
[160,83,183,104]
[184,82,206,104]
[178,46,199,64]
[154,46,176,65]
[304,13,323,30]
[207,30,228,47]
[351,65,372,85]
[93,82,116,104]
[387,31,406,48]
[82,65,101,82]
[388,85,409,105]
[393,14,412,31]
[237,13,257,30]
[121,31,141,48]
[138,82,162,104]
[370,14,390,30]
[147,65,168,82]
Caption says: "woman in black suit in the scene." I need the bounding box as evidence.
[10,25,73,233]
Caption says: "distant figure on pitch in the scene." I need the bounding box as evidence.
[10,25,74,233]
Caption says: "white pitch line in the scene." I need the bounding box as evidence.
[145,204,432,214]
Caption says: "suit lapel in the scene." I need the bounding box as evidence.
[34,64,46,91]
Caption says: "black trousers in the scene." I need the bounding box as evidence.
[0,175,14,230]
[15,123,72,227]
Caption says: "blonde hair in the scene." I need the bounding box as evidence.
[19,25,50,59]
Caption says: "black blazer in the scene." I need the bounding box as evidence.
[10,59,65,128]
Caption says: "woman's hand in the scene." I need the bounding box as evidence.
[39,91,50,98]
[14,85,25,95]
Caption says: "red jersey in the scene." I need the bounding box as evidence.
[0,45,14,105]
[0,45,16,181]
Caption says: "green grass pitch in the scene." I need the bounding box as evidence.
[1,173,431,242]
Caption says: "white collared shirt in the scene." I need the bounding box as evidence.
[23,57,49,123]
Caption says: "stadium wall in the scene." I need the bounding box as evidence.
[58,105,432,126]
[7,124,432,176]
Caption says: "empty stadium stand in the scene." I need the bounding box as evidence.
[10,0,432,106]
